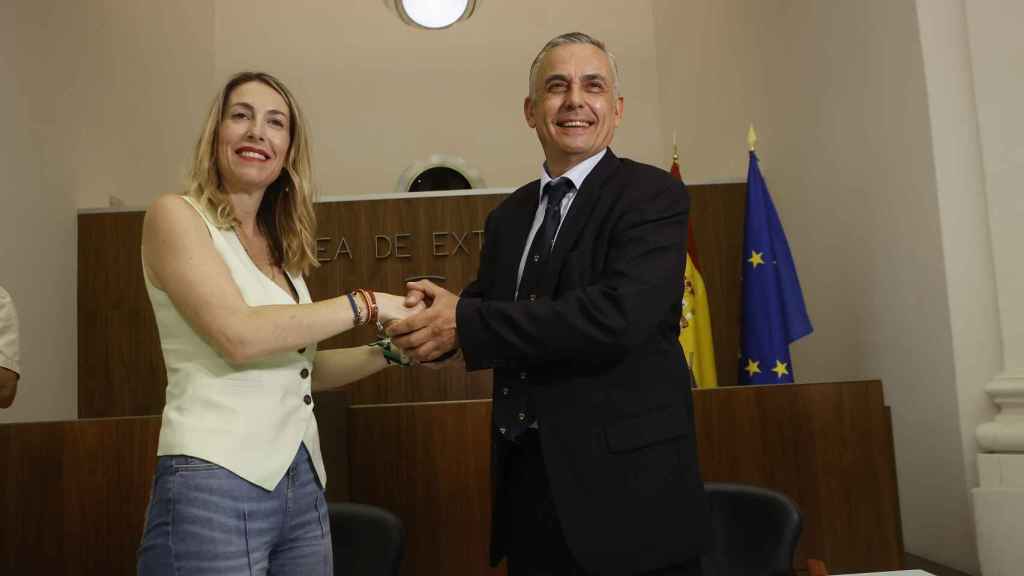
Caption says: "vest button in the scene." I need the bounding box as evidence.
[298,347,306,354]
[529,294,537,302]
[502,387,510,396]
[518,412,526,421]
[300,368,309,379]
[303,394,312,405]
[519,372,527,380]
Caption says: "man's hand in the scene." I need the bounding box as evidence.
[387,280,459,363]
[414,348,465,371]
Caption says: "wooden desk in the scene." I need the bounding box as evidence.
[0,416,161,575]
[0,380,901,575]
[348,380,904,576]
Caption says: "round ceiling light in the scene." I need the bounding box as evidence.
[394,0,477,29]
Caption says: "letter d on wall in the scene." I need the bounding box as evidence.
[375,235,393,259]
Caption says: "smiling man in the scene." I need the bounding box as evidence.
[388,32,710,575]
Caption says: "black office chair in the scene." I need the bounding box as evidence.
[700,482,802,576]
[328,502,404,576]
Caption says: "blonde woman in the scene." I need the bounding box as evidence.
[137,72,414,575]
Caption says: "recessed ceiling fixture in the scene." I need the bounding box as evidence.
[391,0,478,30]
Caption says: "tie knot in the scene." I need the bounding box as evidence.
[544,178,573,208]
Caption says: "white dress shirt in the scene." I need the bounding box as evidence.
[515,148,607,294]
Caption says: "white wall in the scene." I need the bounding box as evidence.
[65,1,665,208]
[65,0,215,209]
[915,0,1004,572]
[964,0,1024,376]
[1,0,81,423]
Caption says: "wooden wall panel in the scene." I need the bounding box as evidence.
[348,400,503,576]
[688,182,746,389]
[78,213,167,418]
[305,196,501,406]
[77,184,745,418]
[0,417,161,575]
[693,380,904,573]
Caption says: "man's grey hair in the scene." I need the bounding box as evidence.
[528,32,621,98]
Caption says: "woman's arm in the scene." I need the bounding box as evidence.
[311,346,394,391]
[142,194,409,364]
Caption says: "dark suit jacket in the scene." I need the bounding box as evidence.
[456,150,710,575]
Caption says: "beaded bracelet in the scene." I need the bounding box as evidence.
[353,289,370,326]
[346,292,363,326]
[358,289,378,326]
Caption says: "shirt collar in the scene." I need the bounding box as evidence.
[539,148,607,195]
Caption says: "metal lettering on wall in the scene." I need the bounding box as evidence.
[315,230,484,262]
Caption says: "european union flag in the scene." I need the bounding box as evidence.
[740,150,812,384]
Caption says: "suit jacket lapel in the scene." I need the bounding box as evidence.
[499,181,542,300]
[542,150,621,293]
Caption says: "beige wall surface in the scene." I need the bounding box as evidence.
[70,0,665,208]
[67,0,215,209]
[1,0,81,423]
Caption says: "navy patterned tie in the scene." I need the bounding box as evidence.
[515,178,573,301]
[496,178,574,441]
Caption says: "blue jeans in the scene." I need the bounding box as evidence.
[137,444,332,575]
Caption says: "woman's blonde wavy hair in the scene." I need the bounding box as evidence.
[186,71,318,276]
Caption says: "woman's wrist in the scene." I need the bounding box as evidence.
[369,338,410,367]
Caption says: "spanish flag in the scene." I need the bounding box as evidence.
[672,152,718,389]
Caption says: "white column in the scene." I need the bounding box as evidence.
[974,376,1024,575]
[962,0,1024,574]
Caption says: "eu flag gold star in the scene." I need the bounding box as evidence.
[772,360,789,379]
[748,251,765,268]
[744,358,761,377]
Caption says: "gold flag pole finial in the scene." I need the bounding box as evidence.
[747,124,758,151]
[672,131,679,162]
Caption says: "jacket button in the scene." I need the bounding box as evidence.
[502,387,510,396]
[499,427,507,435]
[518,412,526,422]
[298,347,306,354]
[519,372,527,380]
[303,394,312,406]
[300,368,309,379]
[532,254,540,263]
[529,294,537,302]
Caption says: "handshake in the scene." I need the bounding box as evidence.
[374,280,463,368]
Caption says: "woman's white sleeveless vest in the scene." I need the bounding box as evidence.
[143,196,326,491]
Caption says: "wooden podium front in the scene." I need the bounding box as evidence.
[347,381,903,576]
[348,400,502,575]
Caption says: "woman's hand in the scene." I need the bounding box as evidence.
[375,292,426,325]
